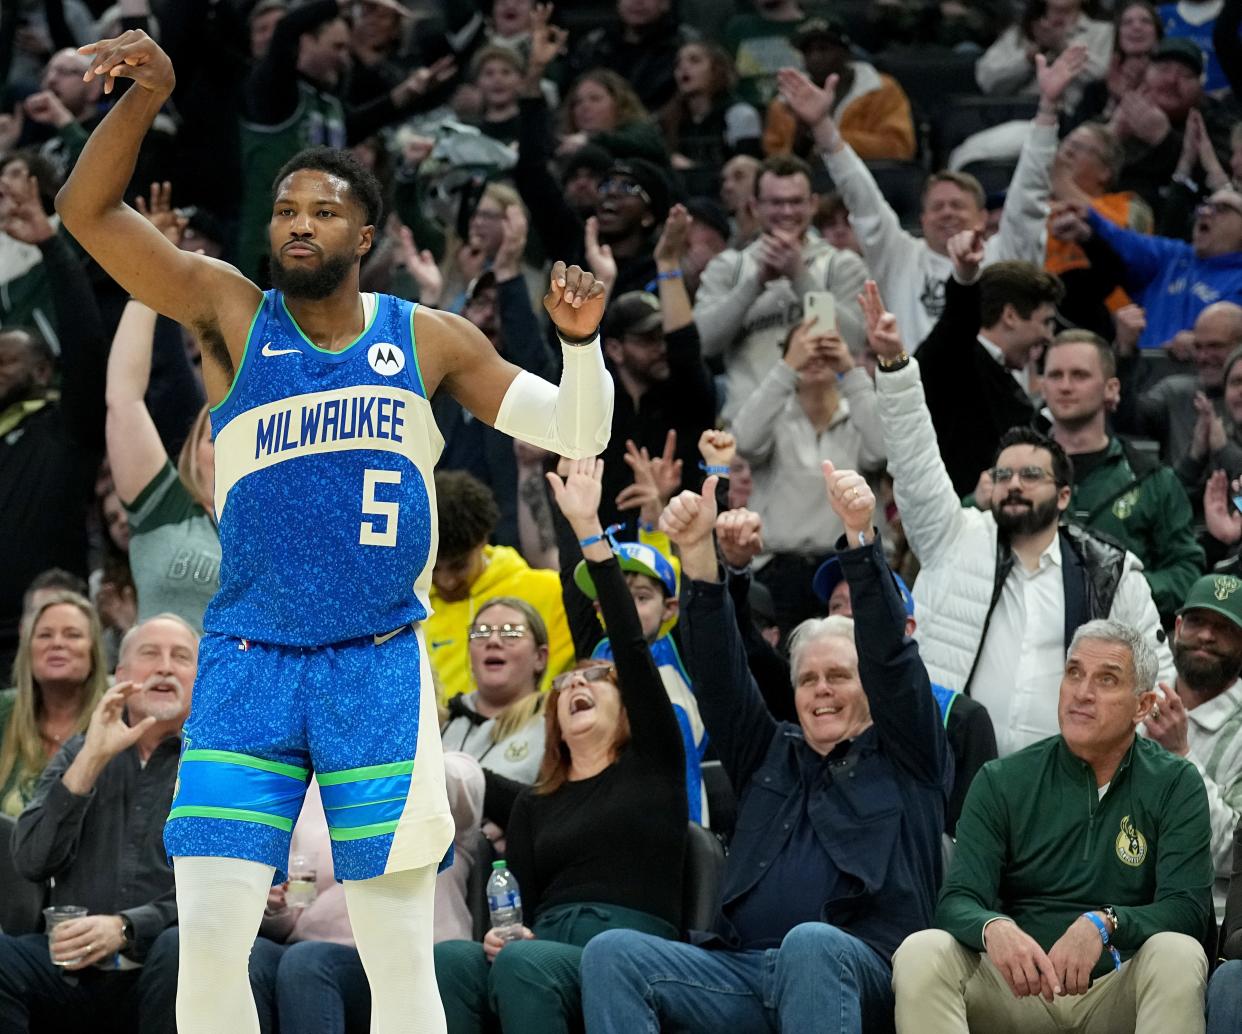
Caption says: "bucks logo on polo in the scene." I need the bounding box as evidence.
[1116,815,1148,867]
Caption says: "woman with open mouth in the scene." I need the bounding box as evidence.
[435,456,688,1034]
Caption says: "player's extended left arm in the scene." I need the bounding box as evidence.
[492,335,615,460]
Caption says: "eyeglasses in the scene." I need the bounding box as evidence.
[1198,200,1242,219]
[598,179,652,205]
[551,663,614,692]
[990,465,1059,486]
[468,623,529,641]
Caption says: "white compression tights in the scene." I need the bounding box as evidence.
[173,856,445,1034]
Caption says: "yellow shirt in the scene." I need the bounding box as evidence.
[427,545,574,705]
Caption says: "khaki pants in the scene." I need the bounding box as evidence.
[892,929,1206,1034]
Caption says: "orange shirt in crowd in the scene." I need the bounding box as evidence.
[1046,192,1136,311]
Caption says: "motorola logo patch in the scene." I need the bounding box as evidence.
[367,342,405,376]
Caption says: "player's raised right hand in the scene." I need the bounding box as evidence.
[79,30,174,98]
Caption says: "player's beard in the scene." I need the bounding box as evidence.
[269,248,354,300]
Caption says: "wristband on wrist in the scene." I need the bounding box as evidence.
[1082,912,1122,971]
[579,523,622,549]
[699,461,730,475]
[559,329,600,347]
[644,269,684,292]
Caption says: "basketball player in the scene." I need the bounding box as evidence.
[56,30,614,1034]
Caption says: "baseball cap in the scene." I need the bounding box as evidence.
[464,268,497,304]
[811,556,915,619]
[793,17,850,51]
[574,542,678,599]
[1151,37,1205,77]
[1177,573,1242,630]
[561,143,612,182]
[604,159,672,223]
[685,196,731,242]
[602,291,662,340]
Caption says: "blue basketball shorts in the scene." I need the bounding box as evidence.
[163,624,453,882]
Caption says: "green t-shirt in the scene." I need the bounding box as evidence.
[0,687,38,818]
[724,13,806,108]
[125,460,220,632]
[236,82,347,282]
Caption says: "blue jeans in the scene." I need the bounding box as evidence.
[144,926,285,1034]
[1208,959,1242,1034]
[580,922,895,1034]
[273,941,370,1034]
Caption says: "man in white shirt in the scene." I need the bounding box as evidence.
[1145,572,1242,913]
[860,280,1174,755]
[770,47,1088,345]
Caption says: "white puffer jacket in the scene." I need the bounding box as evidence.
[874,358,1175,693]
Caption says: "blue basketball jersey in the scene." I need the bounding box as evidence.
[203,291,442,645]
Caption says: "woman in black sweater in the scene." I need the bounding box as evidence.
[434,457,688,1034]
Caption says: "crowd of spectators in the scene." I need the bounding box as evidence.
[3,0,1242,1030]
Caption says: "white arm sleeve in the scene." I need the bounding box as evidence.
[493,337,615,459]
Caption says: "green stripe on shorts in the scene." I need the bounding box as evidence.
[168,805,296,832]
[181,749,310,781]
[328,819,401,841]
[316,759,414,785]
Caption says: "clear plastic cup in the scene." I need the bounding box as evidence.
[43,905,88,967]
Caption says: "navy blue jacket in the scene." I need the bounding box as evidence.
[681,536,952,960]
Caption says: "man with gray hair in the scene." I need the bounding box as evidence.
[581,464,951,1032]
[892,618,1214,1034]
[0,614,197,1032]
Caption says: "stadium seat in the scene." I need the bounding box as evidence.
[701,760,737,843]
[875,47,982,116]
[959,159,1020,198]
[0,815,46,936]
[864,161,928,231]
[932,96,1039,169]
[681,822,727,934]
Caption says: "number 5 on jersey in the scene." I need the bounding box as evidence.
[361,469,401,547]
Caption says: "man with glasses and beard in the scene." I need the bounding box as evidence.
[54,29,614,1034]
[861,280,1173,757]
[1145,573,1242,916]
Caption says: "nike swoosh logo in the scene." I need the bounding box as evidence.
[374,626,408,646]
[261,342,301,357]
[431,639,453,650]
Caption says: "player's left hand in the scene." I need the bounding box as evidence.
[544,261,605,341]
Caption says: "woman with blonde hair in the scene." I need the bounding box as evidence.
[0,592,108,816]
[434,458,687,1034]
[557,69,667,164]
[442,595,551,784]
[106,290,220,632]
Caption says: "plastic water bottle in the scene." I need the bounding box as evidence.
[486,860,523,942]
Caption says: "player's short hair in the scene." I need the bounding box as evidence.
[272,147,384,227]
[435,471,500,556]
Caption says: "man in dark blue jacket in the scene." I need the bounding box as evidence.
[580,463,952,1033]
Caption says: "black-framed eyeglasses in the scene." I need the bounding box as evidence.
[468,623,529,641]
[991,465,1059,486]
[551,663,614,692]
[598,179,651,205]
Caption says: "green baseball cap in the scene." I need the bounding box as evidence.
[1177,573,1242,630]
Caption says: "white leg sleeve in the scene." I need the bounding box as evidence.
[173,856,274,1034]
[492,337,614,459]
[344,864,445,1034]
